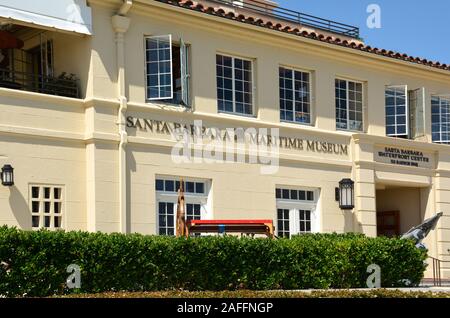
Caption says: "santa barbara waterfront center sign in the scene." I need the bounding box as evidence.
[126,116,349,156]
[375,146,432,168]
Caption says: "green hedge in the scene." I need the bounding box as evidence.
[0,227,427,297]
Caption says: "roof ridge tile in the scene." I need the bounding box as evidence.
[156,0,450,72]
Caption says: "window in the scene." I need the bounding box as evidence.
[155,179,205,194]
[385,86,425,139]
[275,187,318,238]
[385,86,407,137]
[30,185,63,229]
[335,79,363,131]
[156,177,210,236]
[186,203,202,221]
[432,96,450,144]
[277,209,290,238]
[158,202,175,236]
[145,35,190,105]
[279,67,311,124]
[216,54,253,115]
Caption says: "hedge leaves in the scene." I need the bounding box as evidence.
[0,227,427,297]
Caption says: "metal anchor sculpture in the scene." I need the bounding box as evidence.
[401,212,443,249]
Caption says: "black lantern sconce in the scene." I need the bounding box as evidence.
[1,164,14,186]
[335,178,354,210]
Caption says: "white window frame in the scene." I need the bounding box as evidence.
[155,176,211,236]
[432,95,450,144]
[335,78,364,132]
[145,34,174,101]
[279,65,313,125]
[385,85,409,138]
[180,38,190,106]
[276,187,319,238]
[144,35,191,106]
[29,184,64,230]
[216,53,255,116]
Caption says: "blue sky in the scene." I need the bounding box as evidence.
[277,0,450,64]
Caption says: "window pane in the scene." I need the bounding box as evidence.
[32,187,39,199]
[300,221,305,232]
[44,216,51,228]
[167,214,174,227]
[276,188,281,199]
[32,216,40,228]
[165,180,174,192]
[54,188,61,199]
[44,187,50,199]
[32,201,40,213]
[54,202,61,214]
[290,190,298,200]
[159,215,166,227]
[156,179,164,191]
[195,182,204,194]
[54,216,61,228]
[186,182,195,193]
[44,202,50,213]
[299,191,306,200]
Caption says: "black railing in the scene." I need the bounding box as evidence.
[0,68,79,99]
[430,256,442,287]
[208,0,360,38]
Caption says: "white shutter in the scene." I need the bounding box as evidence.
[409,88,425,139]
[416,87,426,138]
[310,207,318,233]
[180,38,190,106]
[200,203,208,220]
[289,209,299,236]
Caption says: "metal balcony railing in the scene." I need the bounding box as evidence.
[0,68,79,99]
[208,0,360,38]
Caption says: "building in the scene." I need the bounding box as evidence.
[0,0,450,278]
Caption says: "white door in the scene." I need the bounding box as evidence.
[277,205,317,238]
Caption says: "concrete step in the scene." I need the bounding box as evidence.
[421,278,450,287]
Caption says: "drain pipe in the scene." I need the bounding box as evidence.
[112,0,132,233]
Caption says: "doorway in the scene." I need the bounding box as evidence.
[376,211,400,237]
[376,185,427,238]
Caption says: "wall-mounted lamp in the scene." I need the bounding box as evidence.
[336,178,354,210]
[1,164,14,186]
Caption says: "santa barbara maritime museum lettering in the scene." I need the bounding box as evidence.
[126,116,348,156]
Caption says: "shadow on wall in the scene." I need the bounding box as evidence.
[126,148,137,233]
[9,186,30,229]
[344,210,358,233]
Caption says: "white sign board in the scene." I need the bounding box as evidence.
[375,146,433,169]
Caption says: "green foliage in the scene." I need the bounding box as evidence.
[0,226,427,297]
[62,289,450,299]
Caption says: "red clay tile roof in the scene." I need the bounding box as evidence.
[155,0,450,73]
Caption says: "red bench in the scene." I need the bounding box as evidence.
[186,219,275,238]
